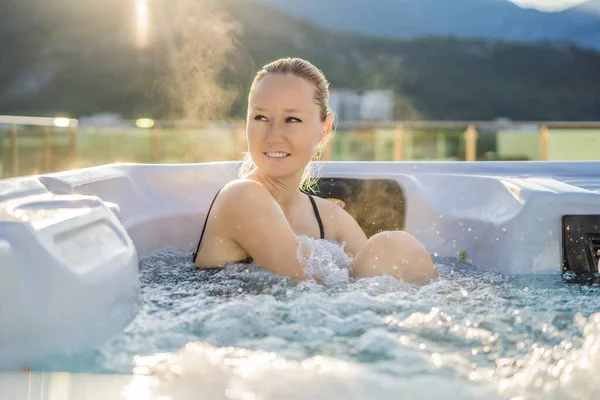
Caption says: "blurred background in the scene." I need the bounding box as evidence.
[1,0,600,178]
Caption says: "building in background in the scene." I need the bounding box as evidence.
[360,90,395,122]
[329,89,361,122]
[329,89,395,122]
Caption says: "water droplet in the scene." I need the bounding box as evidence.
[468,227,472,232]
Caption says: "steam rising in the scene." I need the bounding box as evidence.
[153,0,242,121]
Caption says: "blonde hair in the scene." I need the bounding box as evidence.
[238,57,334,193]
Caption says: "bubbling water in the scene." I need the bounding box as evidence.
[297,236,352,285]
[33,238,600,399]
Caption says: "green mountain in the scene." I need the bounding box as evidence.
[1,0,599,121]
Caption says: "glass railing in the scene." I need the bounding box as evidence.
[2,117,600,179]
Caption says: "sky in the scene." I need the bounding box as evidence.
[509,0,588,11]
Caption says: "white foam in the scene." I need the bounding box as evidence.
[297,236,351,286]
[129,342,502,400]
[495,312,600,399]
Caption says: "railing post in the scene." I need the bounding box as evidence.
[42,126,52,172]
[69,126,78,169]
[236,121,246,158]
[393,123,404,161]
[152,122,162,162]
[10,124,18,176]
[464,124,478,161]
[436,131,446,160]
[539,124,549,161]
[322,135,332,161]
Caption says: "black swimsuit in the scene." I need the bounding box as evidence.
[192,188,325,265]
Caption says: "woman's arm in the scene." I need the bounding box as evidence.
[216,180,311,279]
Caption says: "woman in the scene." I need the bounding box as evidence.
[193,57,438,283]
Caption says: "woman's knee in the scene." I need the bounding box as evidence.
[363,230,437,280]
[366,230,423,252]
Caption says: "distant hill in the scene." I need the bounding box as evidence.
[254,0,600,50]
[0,0,600,121]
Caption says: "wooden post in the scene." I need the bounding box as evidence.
[539,124,549,161]
[42,126,51,172]
[69,127,78,169]
[236,122,247,158]
[464,124,478,161]
[436,131,446,160]
[393,123,404,161]
[322,135,332,161]
[152,122,162,162]
[10,124,18,176]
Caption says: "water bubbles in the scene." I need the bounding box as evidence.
[296,236,351,286]
[32,248,600,400]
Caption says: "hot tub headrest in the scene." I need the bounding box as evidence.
[311,177,406,238]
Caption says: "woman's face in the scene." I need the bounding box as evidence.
[246,73,332,181]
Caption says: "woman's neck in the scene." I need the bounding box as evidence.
[249,169,305,209]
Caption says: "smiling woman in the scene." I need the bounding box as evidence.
[192,57,438,283]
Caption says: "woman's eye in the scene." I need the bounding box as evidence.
[254,115,268,121]
[286,117,302,123]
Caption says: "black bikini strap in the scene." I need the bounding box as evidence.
[194,188,325,262]
[192,186,224,262]
[306,193,325,239]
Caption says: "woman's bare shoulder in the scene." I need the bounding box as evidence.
[215,179,275,209]
[311,195,344,220]
[311,194,367,254]
[211,179,285,225]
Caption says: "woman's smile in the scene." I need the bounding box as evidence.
[264,151,291,160]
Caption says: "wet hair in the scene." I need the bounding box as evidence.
[238,57,334,192]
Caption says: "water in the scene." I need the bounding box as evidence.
[34,239,600,399]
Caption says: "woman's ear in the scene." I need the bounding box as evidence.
[320,112,335,141]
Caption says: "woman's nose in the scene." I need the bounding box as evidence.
[266,125,284,143]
